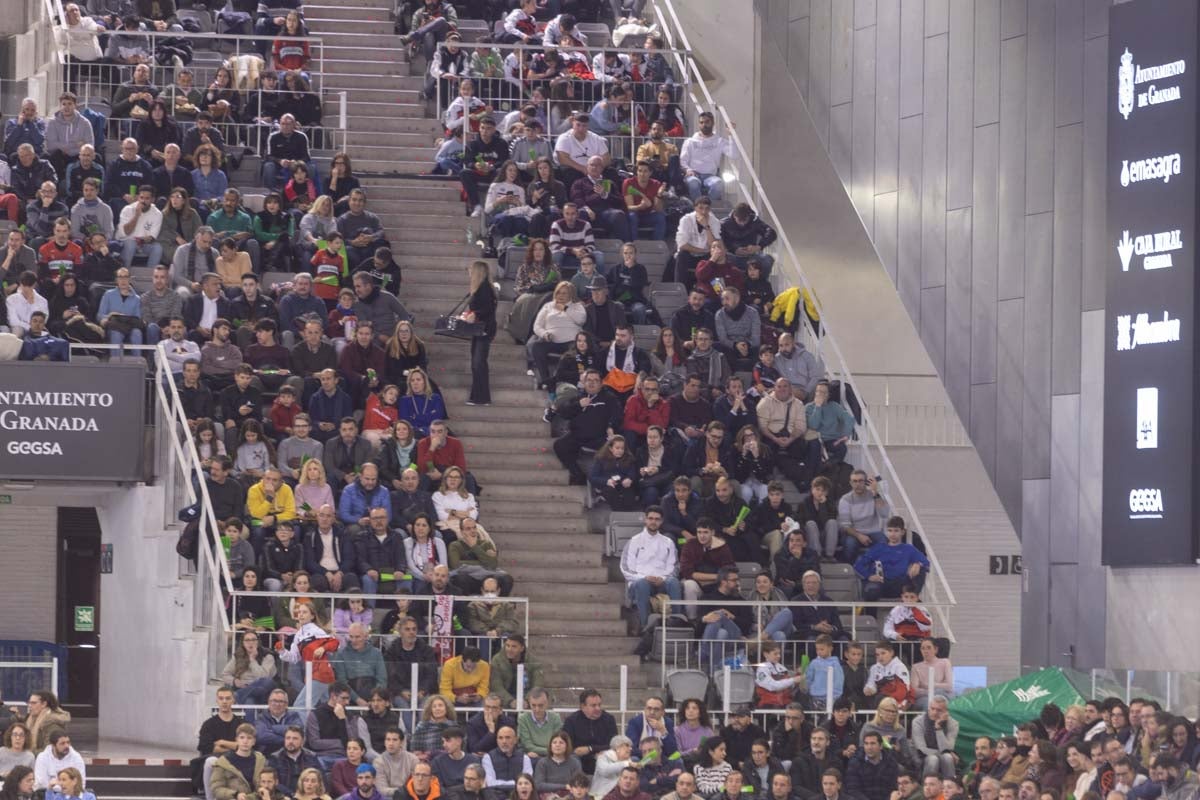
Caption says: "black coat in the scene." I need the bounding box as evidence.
[183,292,232,331]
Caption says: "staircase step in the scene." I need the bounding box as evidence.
[446,419,551,438]
[504,546,598,565]
[436,372,540,391]
[390,242,482,259]
[459,452,564,471]
[331,116,443,135]
[486,515,590,534]
[471,483,586,503]
[527,600,623,621]
[529,616,628,635]
[458,434,556,452]
[342,116,444,134]
[340,99,428,118]
[308,17,395,33]
[323,60,414,77]
[353,158,439,174]
[439,387,555,406]
[322,45,409,62]
[521,583,625,604]
[306,4,391,20]
[495,529,605,548]
[507,564,609,585]
[314,31,408,47]
[537,634,646,656]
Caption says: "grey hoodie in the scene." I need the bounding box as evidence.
[45,110,95,158]
[775,341,825,397]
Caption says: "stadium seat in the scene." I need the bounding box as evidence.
[822,562,860,602]
[632,324,660,351]
[665,668,709,705]
[713,667,755,704]
[649,282,688,322]
[606,511,645,557]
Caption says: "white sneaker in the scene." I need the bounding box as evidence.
[469,205,482,218]
[526,369,536,377]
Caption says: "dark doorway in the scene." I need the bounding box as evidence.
[56,508,101,716]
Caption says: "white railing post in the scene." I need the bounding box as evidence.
[825,665,834,713]
[51,657,59,698]
[516,664,525,712]
[619,665,628,726]
[410,662,419,718]
[722,666,731,717]
[305,660,314,712]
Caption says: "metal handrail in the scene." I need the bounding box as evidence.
[648,0,959,634]
[155,342,237,604]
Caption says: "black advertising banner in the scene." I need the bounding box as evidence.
[1103,0,1200,565]
[0,362,146,481]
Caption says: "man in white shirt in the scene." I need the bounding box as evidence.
[554,113,611,186]
[679,112,734,204]
[34,731,86,790]
[673,196,721,289]
[619,506,681,630]
[116,184,163,267]
[5,270,49,338]
[160,316,201,374]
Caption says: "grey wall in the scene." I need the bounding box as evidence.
[0,506,58,640]
[759,0,1111,668]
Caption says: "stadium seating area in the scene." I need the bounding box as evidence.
[1,3,1199,800]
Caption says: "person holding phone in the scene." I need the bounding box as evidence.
[837,469,890,564]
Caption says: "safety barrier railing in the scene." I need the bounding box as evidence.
[863,403,972,448]
[651,597,953,688]
[433,40,695,159]
[0,658,60,705]
[212,660,936,731]
[649,0,958,641]
[38,2,348,154]
[149,341,237,651]
[225,589,529,711]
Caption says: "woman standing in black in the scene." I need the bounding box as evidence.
[464,260,497,406]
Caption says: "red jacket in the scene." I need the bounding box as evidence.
[694,259,745,300]
[416,435,467,473]
[622,392,671,437]
[269,397,301,434]
[337,341,387,382]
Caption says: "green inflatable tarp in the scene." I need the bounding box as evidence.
[947,667,1087,763]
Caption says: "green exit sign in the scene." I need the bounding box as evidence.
[0,496,10,504]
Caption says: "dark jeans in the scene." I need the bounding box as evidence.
[460,170,496,208]
[412,16,452,60]
[527,339,568,383]
[773,436,824,492]
[588,207,631,242]
[861,569,927,602]
[650,155,684,194]
[672,251,705,288]
[469,334,492,403]
[553,431,603,481]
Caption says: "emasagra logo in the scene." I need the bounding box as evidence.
[1120,153,1182,187]
[1013,685,1052,703]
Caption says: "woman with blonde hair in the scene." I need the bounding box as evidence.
[293,457,333,520]
[409,694,455,755]
[384,320,430,384]
[399,368,448,438]
[294,767,333,800]
[463,260,498,406]
[526,280,585,388]
[45,767,94,800]
[299,194,338,262]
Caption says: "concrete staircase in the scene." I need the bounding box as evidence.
[304,2,661,707]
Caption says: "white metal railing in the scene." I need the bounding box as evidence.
[864,403,971,448]
[0,659,60,702]
[650,0,958,640]
[152,341,236,643]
